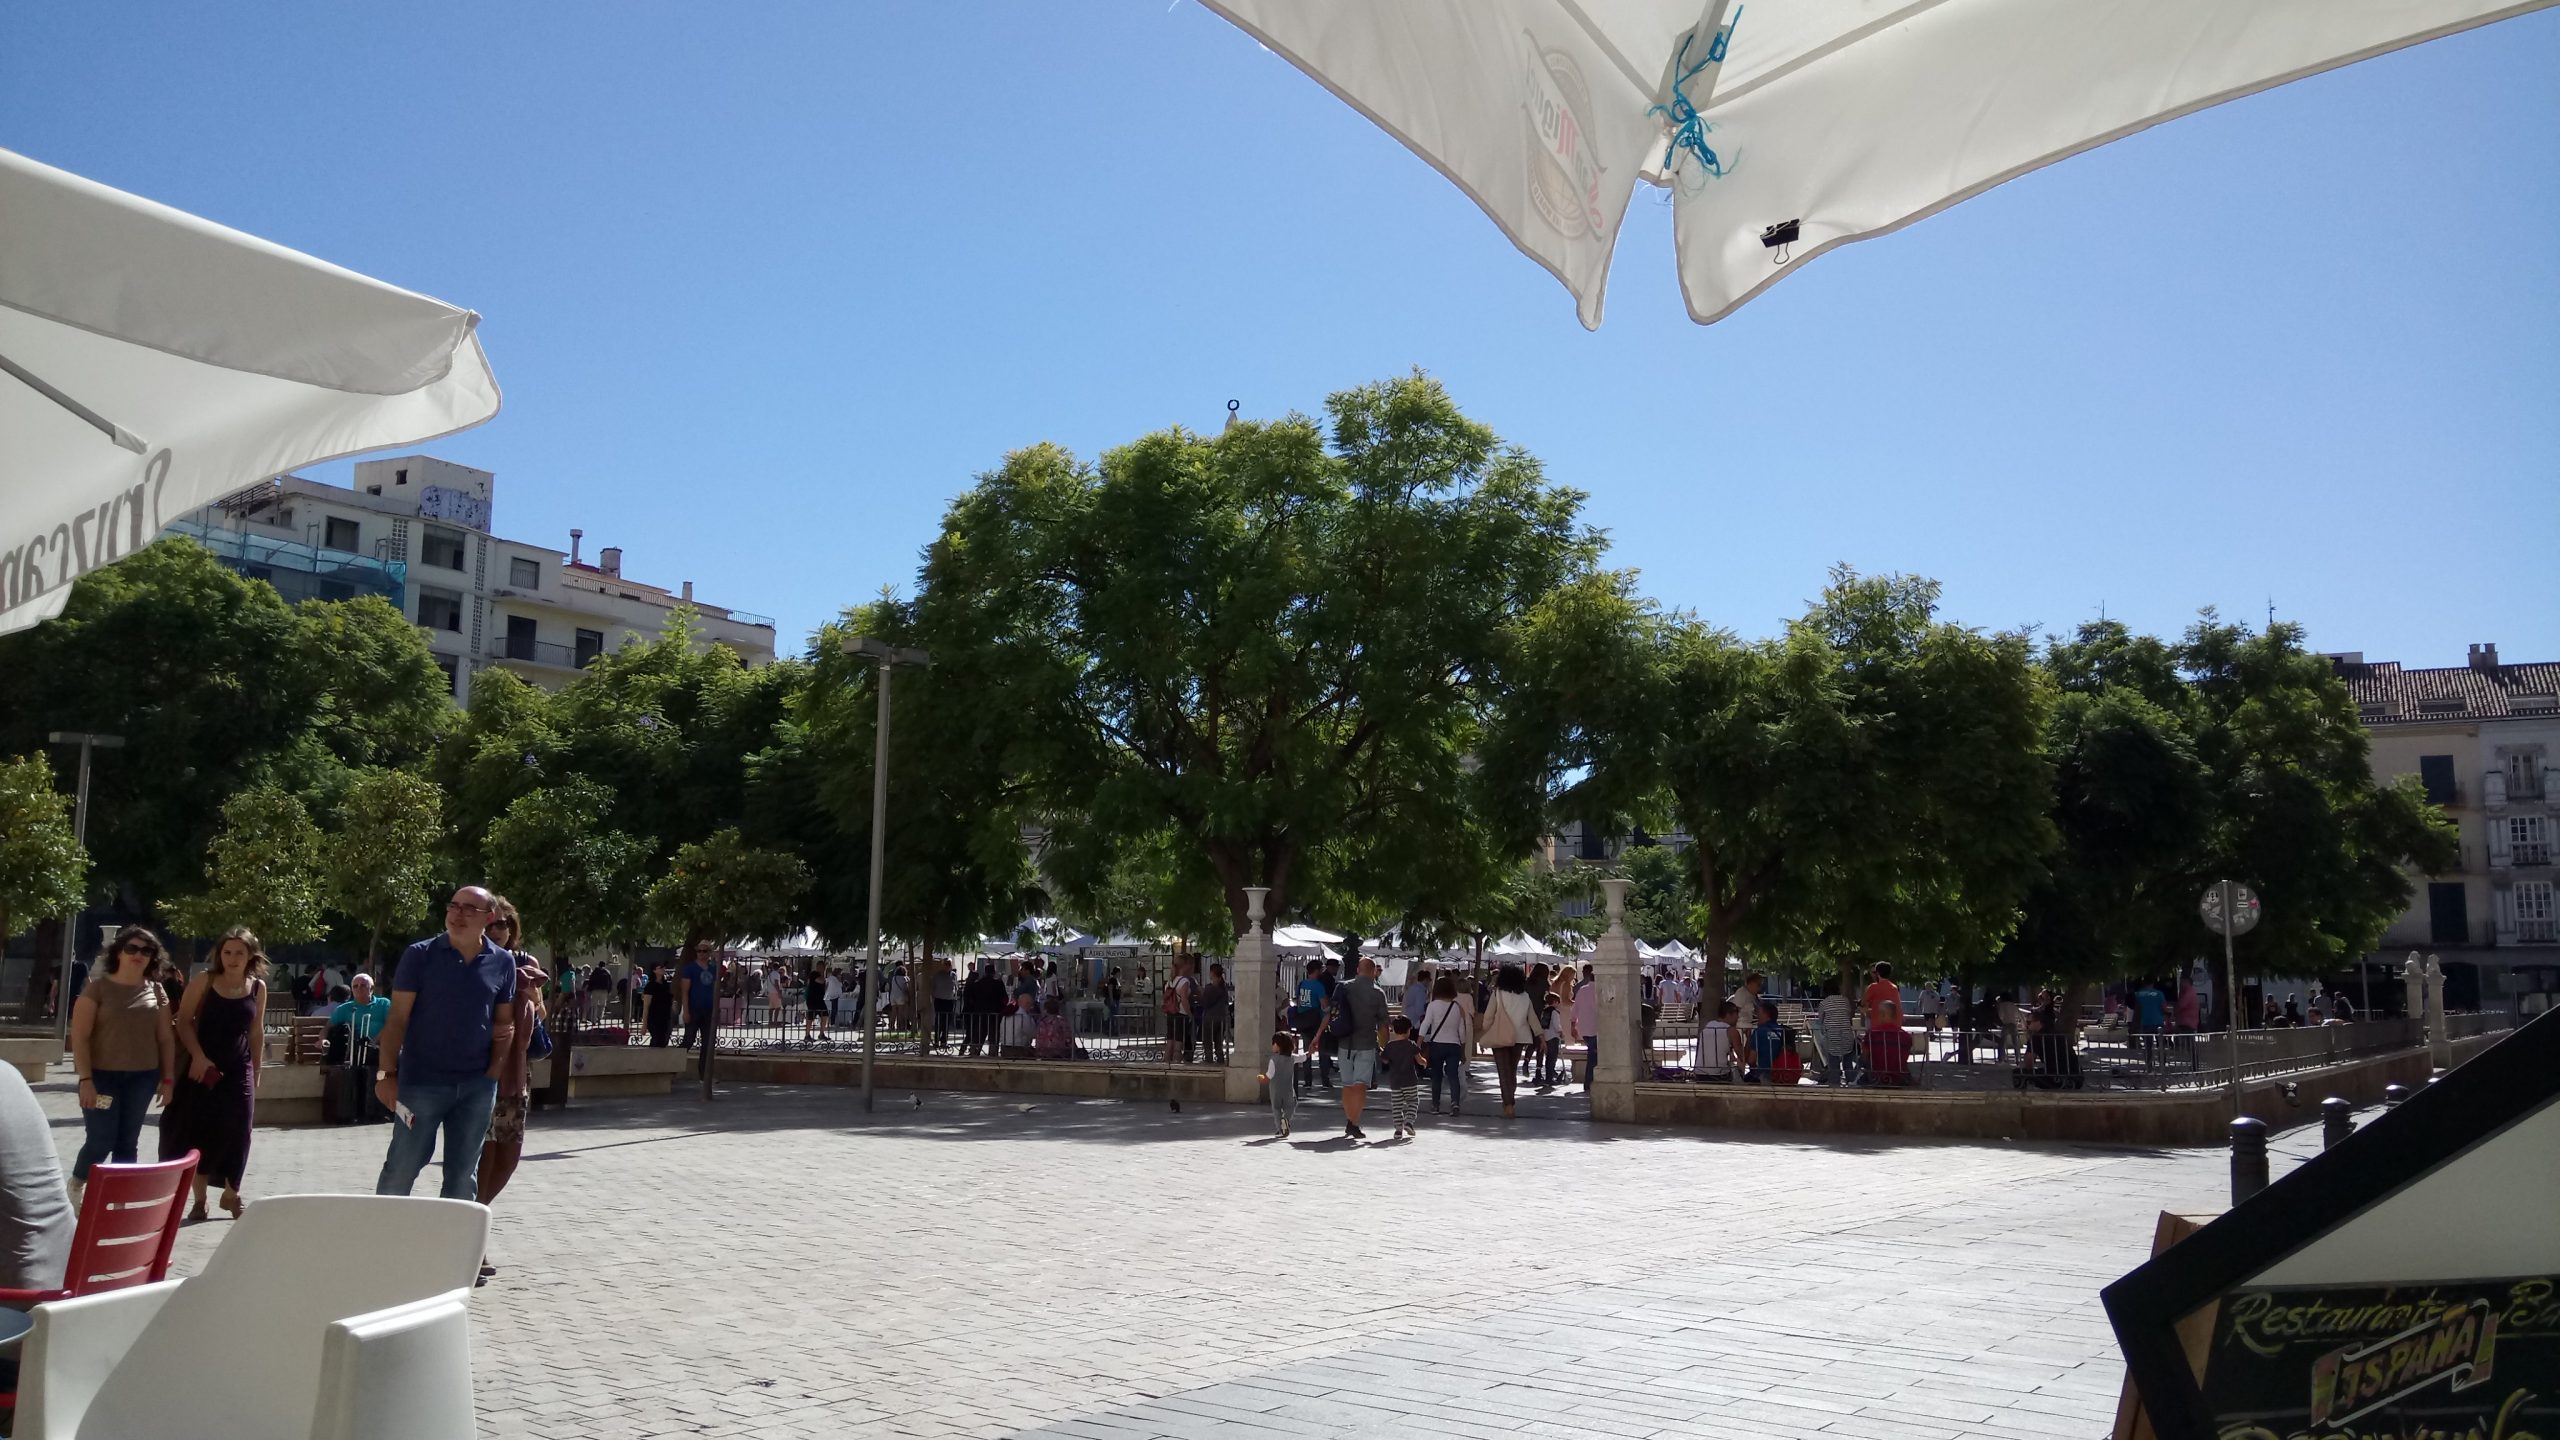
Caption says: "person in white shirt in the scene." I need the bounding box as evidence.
[1696,999,1744,1080]
[1725,972,1765,1037]
[823,968,848,1026]
[1813,980,1859,1085]
[998,996,1038,1054]
[761,963,788,1026]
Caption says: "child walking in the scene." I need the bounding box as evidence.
[1382,1016,1423,1139]
[1260,1031,1298,1138]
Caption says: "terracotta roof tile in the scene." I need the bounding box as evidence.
[2337,657,2560,724]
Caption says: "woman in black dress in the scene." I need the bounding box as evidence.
[644,964,676,1046]
[164,926,267,1221]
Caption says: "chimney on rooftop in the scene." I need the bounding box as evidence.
[599,546,622,578]
[569,528,583,566]
[2469,643,2500,673]
[681,580,694,602]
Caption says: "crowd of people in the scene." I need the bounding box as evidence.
[46,886,553,1287]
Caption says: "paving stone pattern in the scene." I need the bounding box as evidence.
[38,1075,2304,1439]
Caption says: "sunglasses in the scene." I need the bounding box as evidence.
[118,941,157,956]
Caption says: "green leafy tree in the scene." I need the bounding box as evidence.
[326,768,445,972]
[752,601,1037,967]
[0,541,455,920]
[0,754,89,951]
[296,596,454,771]
[909,373,1601,934]
[440,613,800,886]
[2005,618,2456,986]
[644,827,810,954]
[1614,841,1698,944]
[482,778,651,964]
[162,784,327,944]
[1592,569,2055,982]
[0,541,324,909]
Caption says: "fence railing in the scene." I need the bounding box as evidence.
[1630,1011,2514,1094]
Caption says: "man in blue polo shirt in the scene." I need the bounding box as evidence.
[373,887,519,1200]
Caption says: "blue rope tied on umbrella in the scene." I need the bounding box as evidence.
[1648,6,1743,180]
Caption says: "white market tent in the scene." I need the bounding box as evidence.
[1488,931,1564,960]
[1200,1,2554,328]
[1,147,501,633]
[1270,923,1346,953]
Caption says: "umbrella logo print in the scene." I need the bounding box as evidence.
[1520,33,1605,239]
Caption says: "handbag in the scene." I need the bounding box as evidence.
[526,1015,555,1060]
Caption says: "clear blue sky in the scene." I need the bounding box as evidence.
[7,3,2555,667]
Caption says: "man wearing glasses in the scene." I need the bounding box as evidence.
[371,887,518,1199]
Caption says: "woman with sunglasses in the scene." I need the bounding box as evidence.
[162,926,267,1221]
[68,924,177,1195]
[476,898,547,1275]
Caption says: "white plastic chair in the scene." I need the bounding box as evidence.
[15,1194,488,1440]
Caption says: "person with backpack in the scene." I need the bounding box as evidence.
[1331,957,1389,1140]
[1161,957,1197,1064]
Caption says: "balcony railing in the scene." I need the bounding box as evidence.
[2516,844,2554,868]
[489,636,579,668]
[2518,919,2557,944]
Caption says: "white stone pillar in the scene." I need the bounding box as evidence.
[1225,887,1277,1102]
[1588,878,1645,1122]
[2401,952,2425,1045]
[2423,953,2452,1069]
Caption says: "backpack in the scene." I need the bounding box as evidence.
[1325,992,1353,1041]
[1161,977,1187,1016]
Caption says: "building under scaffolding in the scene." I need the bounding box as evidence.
[164,515,406,609]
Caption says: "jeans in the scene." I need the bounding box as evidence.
[375,1078,499,1200]
[1583,1038,1599,1087]
[1540,1035,1562,1083]
[73,1068,160,1179]
[1425,1041,1464,1109]
[933,998,955,1047]
[681,1010,711,1051]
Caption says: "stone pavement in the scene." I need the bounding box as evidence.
[34,1074,2294,1439]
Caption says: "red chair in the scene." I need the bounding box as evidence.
[0,1151,198,1308]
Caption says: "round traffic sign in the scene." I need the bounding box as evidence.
[2200,882,2261,937]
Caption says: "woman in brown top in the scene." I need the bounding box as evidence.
[69,924,176,1190]
[162,927,267,1221]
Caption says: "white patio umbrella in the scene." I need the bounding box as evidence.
[1201,1,2552,327]
[1,147,500,633]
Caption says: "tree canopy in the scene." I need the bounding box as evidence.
[162,784,327,945]
[908,374,1602,935]
[2001,618,2456,985]
[0,754,88,950]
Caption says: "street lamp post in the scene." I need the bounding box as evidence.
[45,731,123,1049]
[842,636,930,1112]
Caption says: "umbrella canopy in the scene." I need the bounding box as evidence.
[1202,1,2551,328]
[1270,923,1346,951]
[1,147,500,634]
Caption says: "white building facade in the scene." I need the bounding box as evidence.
[167,454,777,705]
[2339,644,2560,1014]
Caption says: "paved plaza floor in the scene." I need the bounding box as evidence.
[34,1073,2326,1439]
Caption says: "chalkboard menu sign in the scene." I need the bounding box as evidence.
[2199,1276,2557,1439]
